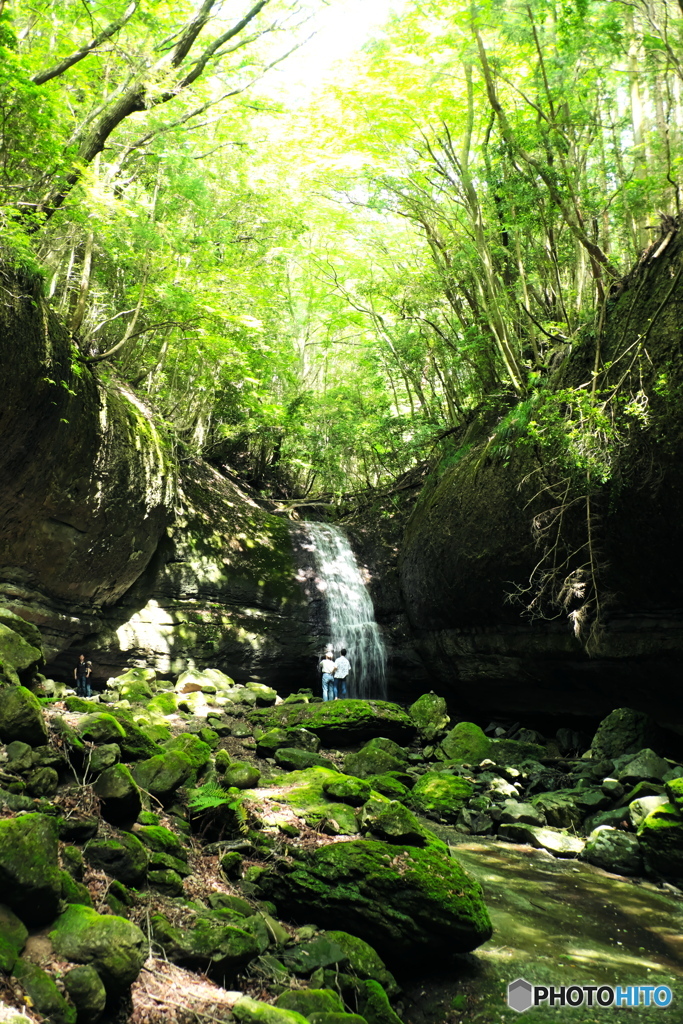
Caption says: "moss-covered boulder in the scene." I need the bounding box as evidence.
[249,767,359,835]
[408,692,449,742]
[440,722,491,763]
[344,747,406,780]
[275,990,344,1016]
[0,621,43,686]
[581,826,643,876]
[365,774,411,802]
[258,839,492,963]
[324,931,398,996]
[131,749,194,800]
[163,731,212,770]
[64,964,107,1022]
[133,824,188,861]
[104,708,163,761]
[26,765,59,797]
[357,980,403,1024]
[151,909,259,975]
[13,958,77,1024]
[0,685,47,745]
[665,776,683,815]
[111,667,156,703]
[89,743,121,773]
[223,761,262,789]
[249,700,415,746]
[359,799,426,844]
[0,812,61,923]
[93,763,142,824]
[146,692,178,716]
[79,713,127,745]
[233,996,309,1024]
[0,904,28,972]
[323,776,372,806]
[410,772,473,821]
[274,748,338,772]
[61,869,94,907]
[84,833,148,885]
[50,905,148,994]
[637,802,683,878]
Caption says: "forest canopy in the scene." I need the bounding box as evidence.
[2,0,681,498]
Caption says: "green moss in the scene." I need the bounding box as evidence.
[325,932,398,995]
[344,747,406,780]
[134,825,188,859]
[131,750,194,800]
[0,812,61,924]
[0,685,48,745]
[60,869,93,907]
[637,802,683,877]
[147,692,179,716]
[224,762,261,789]
[163,732,212,770]
[665,776,683,815]
[249,701,415,746]
[0,904,28,973]
[365,775,410,802]
[84,834,148,885]
[13,958,77,1024]
[440,723,491,763]
[410,773,473,822]
[323,776,372,806]
[408,693,449,742]
[275,990,344,1016]
[233,995,309,1024]
[50,904,148,993]
[79,712,127,744]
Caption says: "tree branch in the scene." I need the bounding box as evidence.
[32,2,138,85]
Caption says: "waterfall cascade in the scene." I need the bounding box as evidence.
[304,521,387,700]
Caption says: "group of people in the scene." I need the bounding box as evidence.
[319,647,350,701]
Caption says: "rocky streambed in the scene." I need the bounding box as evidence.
[1,611,683,1024]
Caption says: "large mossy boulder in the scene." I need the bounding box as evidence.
[0,685,47,745]
[258,839,492,964]
[50,905,148,994]
[249,700,415,746]
[111,667,156,703]
[343,746,406,780]
[275,990,344,1016]
[581,826,643,876]
[0,813,61,923]
[247,767,360,836]
[233,996,309,1024]
[324,930,398,996]
[163,732,212,770]
[64,964,107,1022]
[408,693,449,742]
[410,772,473,822]
[79,713,127,745]
[440,722,491,763]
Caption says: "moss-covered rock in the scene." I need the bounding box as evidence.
[13,958,77,1024]
[590,708,661,760]
[146,692,179,716]
[151,909,259,974]
[0,684,48,745]
[410,772,473,821]
[323,776,372,806]
[233,996,309,1024]
[112,667,156,703]
[0,903,28,972]
[0,812,61,923]
[325,931,398,996]
[26,764,59,797]
[89,742,121,773]
[665,776,683,815]
[223,761,262,789]
[50,905,148,994]
[251,767,360,835]
[359,798,426,844]
[275,989,344,1016]
[0,622,43,686]
[440,722,491,763]
[309,1014,367,1024]
[258,839,491,964]
[163,731,212,770]
[249,700,415,746]
[274,748,338,772]
[365,774,411,802]
[344,747,406,780]
[637,802,683,878]
[133,824,188,860]
[61,869,94,907]
[84,833,148,886]
[131,749,194,801]
[408,693,449,742]
[93,763,142,824]
[79,713,127,745]
[581,827,643,876]
[63,964,107,1022]
[104,708,163,761]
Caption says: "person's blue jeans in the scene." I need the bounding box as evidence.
[336,677,347,697]
[322,673,336,701]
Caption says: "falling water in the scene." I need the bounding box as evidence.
[304,521,387,700]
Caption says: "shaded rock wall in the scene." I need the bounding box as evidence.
[398,229,683,726]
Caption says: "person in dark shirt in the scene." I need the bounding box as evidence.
[74,654,91,697]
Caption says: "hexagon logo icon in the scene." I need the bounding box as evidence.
[508,978,534,1013]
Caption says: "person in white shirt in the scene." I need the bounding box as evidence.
[319,649,336,701]
[334,648,350,698]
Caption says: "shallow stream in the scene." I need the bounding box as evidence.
[402,831,683,1024]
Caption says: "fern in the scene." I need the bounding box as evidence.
[188,782,239,814]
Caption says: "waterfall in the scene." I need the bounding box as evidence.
[304,522,387,700]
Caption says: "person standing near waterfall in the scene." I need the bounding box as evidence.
[320,649,337,701]
[334,648,350,698]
